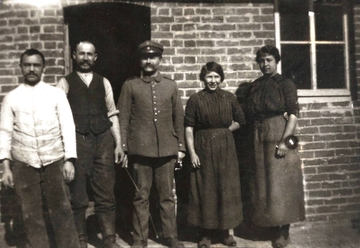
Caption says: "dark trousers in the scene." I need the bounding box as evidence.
[131,155,177,241]
[12,159,80,248]
[70,129,116,240]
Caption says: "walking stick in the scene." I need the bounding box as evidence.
[125,168,159,239]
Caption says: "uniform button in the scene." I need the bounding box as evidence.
[154,119,157,121]
[154,108,157,110]
[153,96,156,98]
[154,102,157,104]
[155,112,158,115]
[153,91,155,93]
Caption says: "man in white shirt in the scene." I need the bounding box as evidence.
[57,41,124,248]
[0,49,80,248]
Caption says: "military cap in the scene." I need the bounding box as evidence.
[137,40,164,55]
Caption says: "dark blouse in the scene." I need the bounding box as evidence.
[247,73,299,120]
[184,88,245,130]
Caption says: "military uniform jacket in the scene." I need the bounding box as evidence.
[118,73,185,157]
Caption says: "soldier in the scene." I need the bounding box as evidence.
[118,40,185,248]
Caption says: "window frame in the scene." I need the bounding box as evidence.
[274,0,350,101]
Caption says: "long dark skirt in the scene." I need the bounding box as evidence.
[252,115,305,227]
[187,128,243,229]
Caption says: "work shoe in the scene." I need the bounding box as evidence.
[79,240,88,248]
[272,235,290,248]
[103,235,121,248]
[198,236,211,248]
[164,238,185,248]
[79,236,88,248]
[131,240,147,248]
[222,235,236,247]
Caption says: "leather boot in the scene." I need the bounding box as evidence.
[218,229,236,247]
[272,225,290,248]
[97,213,121,248]
[73,210,88,248]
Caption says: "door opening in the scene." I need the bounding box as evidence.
[63,2,151,102]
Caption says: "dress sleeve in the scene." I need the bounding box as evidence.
[282,79,299,117]
[230,94,246,126]
[184,94,197,127]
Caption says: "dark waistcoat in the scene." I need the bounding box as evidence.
[65,72,112,135]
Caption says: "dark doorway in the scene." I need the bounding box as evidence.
[63,2,151,103]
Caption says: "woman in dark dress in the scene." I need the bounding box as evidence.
[247,45,305,248]
[185,62,245,248]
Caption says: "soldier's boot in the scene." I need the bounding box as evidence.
[98,213,121,248]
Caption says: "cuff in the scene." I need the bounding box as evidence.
[178,143,186,152]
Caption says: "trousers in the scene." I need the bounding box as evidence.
[130,155,177,241]
[69,129,116,240]
[12,159,79,248]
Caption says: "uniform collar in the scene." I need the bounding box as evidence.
[141,73,163,83]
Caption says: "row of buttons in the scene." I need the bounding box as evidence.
[152,82,158,122]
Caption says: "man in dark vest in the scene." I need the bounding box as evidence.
[57,41,124,248]
[117,40,185,248]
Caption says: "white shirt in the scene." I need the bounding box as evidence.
[0,81,77,168]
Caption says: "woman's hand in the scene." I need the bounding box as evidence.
[190,153,201,169]
[276,141,288,158]
[185,126,201,169]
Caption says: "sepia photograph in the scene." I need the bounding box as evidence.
[0,0,360,247]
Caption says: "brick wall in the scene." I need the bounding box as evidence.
[355,5,360,101]
[0,0,359,225]
[149,1,272,100]
[298,101,360,221]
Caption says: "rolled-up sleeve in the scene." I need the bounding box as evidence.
[283,79,299,117]
[104,78,119,117]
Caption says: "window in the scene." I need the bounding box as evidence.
[274,0,350,99]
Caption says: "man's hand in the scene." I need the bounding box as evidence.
[63,160,75,183]
[177,151,185,164]
[1,160,14,188]
[114,145,125,164]
[121,154,128,168]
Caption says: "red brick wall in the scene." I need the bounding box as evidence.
[0,0,359,224]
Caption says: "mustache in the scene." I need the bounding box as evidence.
[80,61,91,65]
